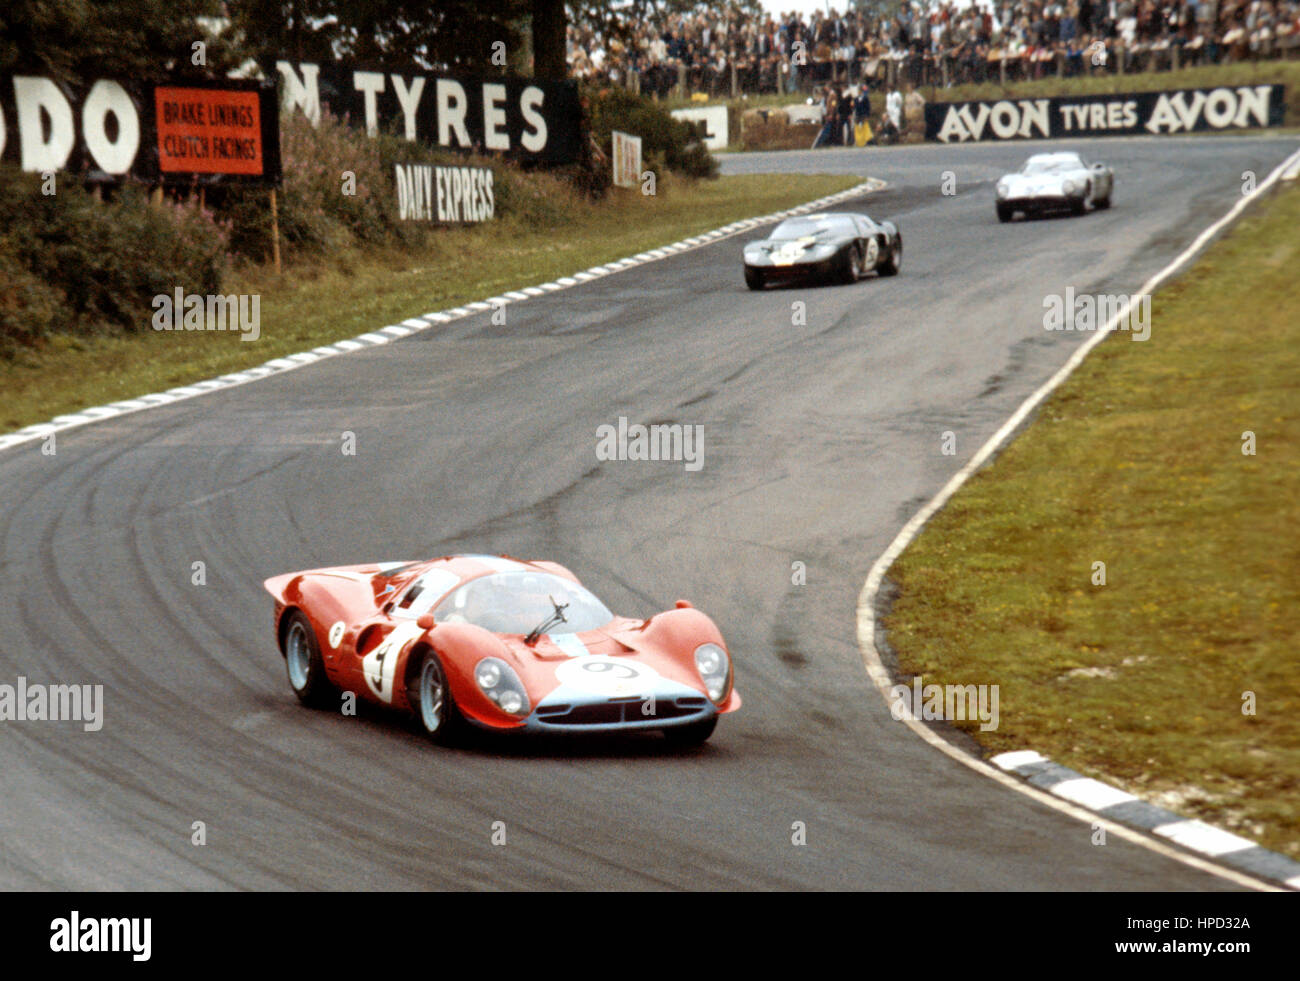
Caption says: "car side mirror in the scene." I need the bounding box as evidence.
[675,599,694,609]
[417,614,436,630]
[1091,162,1106,170]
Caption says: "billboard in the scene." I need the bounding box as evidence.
[925,85,1286,143]
[0,75,281,184]
[276,62,582,164]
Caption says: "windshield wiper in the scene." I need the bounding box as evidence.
[524,596,569,645]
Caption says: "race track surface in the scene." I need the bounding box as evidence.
[1,134,1294,889]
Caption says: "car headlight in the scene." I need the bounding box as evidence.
[693,643,732,703]
[1063,178,1083,195]
[474,657,530,716]
[996,180,1010,198]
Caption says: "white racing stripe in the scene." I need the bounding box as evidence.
[547,633,591,659]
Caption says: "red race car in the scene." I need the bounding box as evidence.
[264,554,740,746]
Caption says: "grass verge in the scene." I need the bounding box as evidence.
[881,180,1300,857]
[0,172,859,435]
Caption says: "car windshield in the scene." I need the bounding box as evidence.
[770,216,852,239]
[431,571,615,635]
[1022,157,1080,175]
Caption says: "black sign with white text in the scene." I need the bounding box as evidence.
[925,85,1286,142]
[277,61,581,163]
[0,74,281,184]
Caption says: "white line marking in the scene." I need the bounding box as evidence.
[854,142,1300,892]
[991,750,1048,771]
[1153,820,1258,857]
[1051,778,1138,811]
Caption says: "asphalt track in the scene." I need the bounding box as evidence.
[0,133,1295,890]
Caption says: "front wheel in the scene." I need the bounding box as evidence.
[1095,192,1112,210]
[996,203,1013,223]
[664,716,717,748]
[283,611,335,708]
[744,267,765,290]
[878,234,902,276]
[411,649,463,745]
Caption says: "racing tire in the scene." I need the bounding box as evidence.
[744,267,766,291]
[411,649,464,745]
[663,716,718,748]
[996,203,1013,223]
[1095,193,1112,210]
[840,244,863,284]
[283,611,335,708]
[878,234,902,276]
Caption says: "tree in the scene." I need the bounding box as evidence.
[0,0,242,84]
[534,0,567,78]
[230,0,530,76]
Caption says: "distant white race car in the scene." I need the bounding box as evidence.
[995,151,1113,222]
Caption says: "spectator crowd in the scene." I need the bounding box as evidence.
[567,0,1300,96]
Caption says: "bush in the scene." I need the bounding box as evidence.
[222,111,388,259]
[0,167,230,358]
[0,244,66,355]
[222,111,598,259]
[585,86,718,180]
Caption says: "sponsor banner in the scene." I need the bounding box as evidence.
[925,85,1285,143]
[394,163,494,223]
[0,74,280,184]
[276,61,581,164]
[670,105,729,150]
[611,130,641,188]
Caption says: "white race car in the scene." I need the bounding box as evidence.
[995,151,1113,222]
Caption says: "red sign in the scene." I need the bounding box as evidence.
[154,87,264,175]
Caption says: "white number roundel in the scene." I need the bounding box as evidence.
[362,622,424,704]
[554,656,659,696]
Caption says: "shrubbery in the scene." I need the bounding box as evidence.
[0,87,717,358]
[585,86,718,181]
[0,169,229,359]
